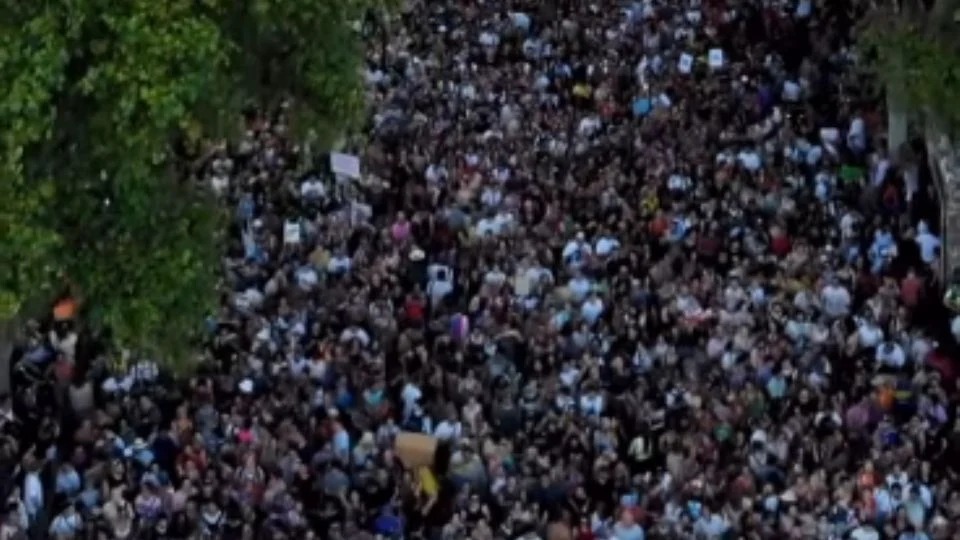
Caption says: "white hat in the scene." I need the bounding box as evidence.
[238,379,255,394]
[409,248,426,261]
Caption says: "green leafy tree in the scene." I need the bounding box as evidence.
[860,0,960,140]
[0,0,387,369]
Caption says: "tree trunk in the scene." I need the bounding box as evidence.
[0,318,19,395]
[887,82,910,156]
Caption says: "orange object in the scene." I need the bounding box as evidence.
[53,298,77,321]
[877,386,894,411]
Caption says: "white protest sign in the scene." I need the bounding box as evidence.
[350,201,373,225]
[678,53,694,74]
[708,48,725,70]
[330,152,361,180]
[819,128,840,144]
[283,220,301,244]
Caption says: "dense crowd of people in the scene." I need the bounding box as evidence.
[4,0,960,539]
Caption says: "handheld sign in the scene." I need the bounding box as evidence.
[708,48,724,70]
[329,152,361,180]
[283,220,301,244]
[678,53,694,74]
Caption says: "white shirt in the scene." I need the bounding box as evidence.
[475,218,499,237]
[579,393,605,416]
[737,150,761,171]
[886,471,909,489]
[339,327,370,347]
[821,284,851,318]
[782,80,802,102]
[427,264,454,284]
[427,279,453,306]
[295,266,319,289]
[425,164,448,184]
[568,277,592,302]
[402,383,422,417]
[327,255,352,274]
[300,178,326,199]
[668,174,692,192]
[916,231,941,263]
[493,212,514,232]
[131,360,159,383]
[434,420,462,441]
[910,337,933,364]
[559,366,580,388]
[581,297,604,324]
[478,31,500,47]
[875,343,906,369]
[562,240,592,266]
[481,187,503,208]
[484,269,507,286]
[874,487,901,515]
[555,394,575,412]
[857,322,884,348]
[595,237,621,257]
[851,525,880,540]
[695,513,729,537]
[24,471,43,519]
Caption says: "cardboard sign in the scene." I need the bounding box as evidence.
[678,53,694,74]
[329,152,361,179]
[283,220,301,244]
[819,127,840,143]
[394,432,438,469]
[708,48,724,69]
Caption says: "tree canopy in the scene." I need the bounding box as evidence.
[860,0,960,134]
[0,0,388,366]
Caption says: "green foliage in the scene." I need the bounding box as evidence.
[860,2,960,134]
[0,0,384,369]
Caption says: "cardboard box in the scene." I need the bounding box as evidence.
[394,432,438,469]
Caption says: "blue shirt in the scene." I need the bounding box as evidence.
[695,515,730,538]
[612,522,645,540]
[24,472,43,520]
[55,469,81,495]
[632,98,652,117]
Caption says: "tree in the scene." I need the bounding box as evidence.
[0,0,388,369]
[860,0,960,146]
